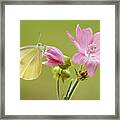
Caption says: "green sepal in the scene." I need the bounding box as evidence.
[59,56,71,69]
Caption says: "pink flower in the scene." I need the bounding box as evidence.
[44,46,64,66]
[66,24,100,77]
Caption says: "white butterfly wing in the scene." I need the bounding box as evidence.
[20,46,42,80]
[20,45,35,57]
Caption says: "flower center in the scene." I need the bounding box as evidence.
[86,43,96,57]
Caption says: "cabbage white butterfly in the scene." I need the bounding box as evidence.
[20,34,46,80]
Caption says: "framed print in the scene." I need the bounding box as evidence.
[0,0,119,119]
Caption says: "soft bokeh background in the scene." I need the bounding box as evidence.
[20,20,100,100]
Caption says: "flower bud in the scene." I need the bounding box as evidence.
[44,46,64,66]
[61,69,71,80]
[52,66,70,80]
[52,66,62,78]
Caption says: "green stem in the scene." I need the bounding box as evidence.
[64,80,73,100]
[56,74,60,100]
[67,79,79,100]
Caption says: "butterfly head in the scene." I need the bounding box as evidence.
[37,42,42,47]
[37,43,47,54]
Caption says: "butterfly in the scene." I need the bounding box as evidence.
[20,42,46,80]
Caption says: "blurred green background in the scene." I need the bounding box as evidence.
[20,20,100,100]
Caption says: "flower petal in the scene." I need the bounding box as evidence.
[72,52,88,64]
[95,49,100,63]
[43,60,61,66]
[45,52,61,62]
[80,28,93,50]
[47,46,64,57]
[76,24,82,45]
[66,31,81,50]
[85,61,98,77]
[93,32,100,50]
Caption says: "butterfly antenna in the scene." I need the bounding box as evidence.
[38,32,42,43]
